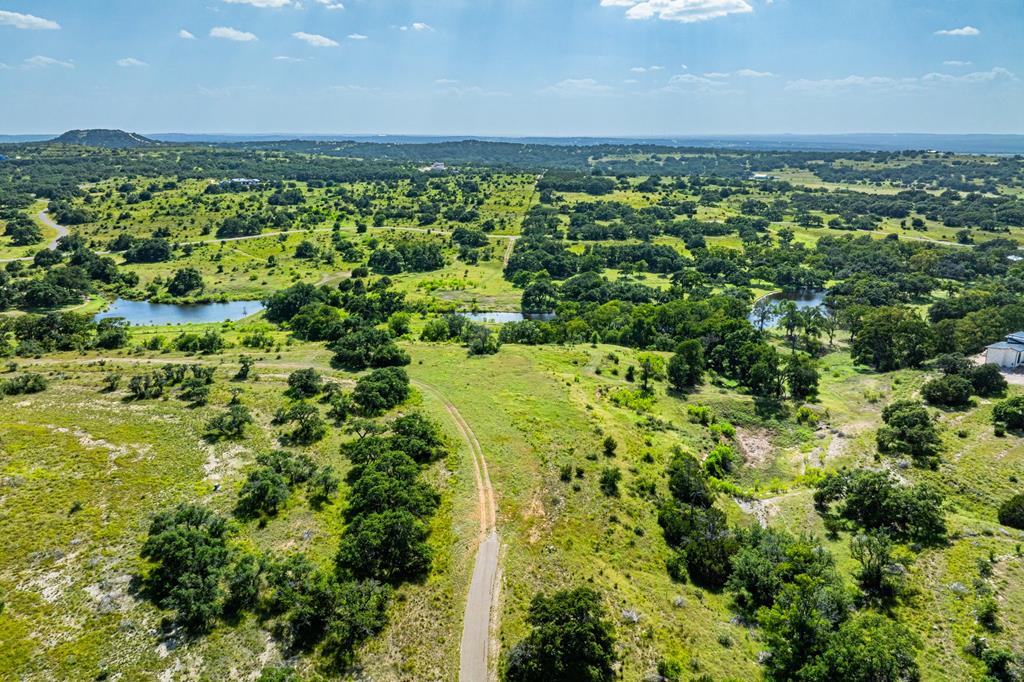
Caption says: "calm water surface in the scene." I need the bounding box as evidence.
[95,298,264,326]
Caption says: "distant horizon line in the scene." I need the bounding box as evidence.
[4,131,1024,138]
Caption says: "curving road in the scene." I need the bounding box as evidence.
[38,208,69,250]
[414,380,499,682]
[0,209,69,263]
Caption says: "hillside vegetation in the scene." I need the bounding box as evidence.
[1,140,1023,681]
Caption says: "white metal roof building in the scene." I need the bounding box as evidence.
[985,332,1024,368]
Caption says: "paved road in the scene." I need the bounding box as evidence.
[461,531,499,681]
[38,208,69,249]
[414,380,499,682]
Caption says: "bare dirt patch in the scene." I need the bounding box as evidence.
[735,427,773,467]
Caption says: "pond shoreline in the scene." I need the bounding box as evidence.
[94,298,265,326]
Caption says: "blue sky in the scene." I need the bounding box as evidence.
[0,0,1021,135]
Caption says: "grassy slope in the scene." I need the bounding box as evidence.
[1,332,1023,680]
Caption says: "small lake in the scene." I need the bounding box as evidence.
[94,299,264,326]
[750,289,827,329]
[464,311,556,324]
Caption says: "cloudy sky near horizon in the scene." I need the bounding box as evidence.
[0,0,1021,135]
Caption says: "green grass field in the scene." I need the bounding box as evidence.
[2,325,1021,680]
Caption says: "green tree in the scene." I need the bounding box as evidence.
[521,278,559,314]
[206,404,253,440]
[852,306,933,371]
[599,467,621,497]
[352,367,410,415]
[666,450,713,508]
[785,352,820,401]
[850,531,905,604]
[969,363,1008,398]
[166,267,205,296]
[140,504,232,631]
[921,374,972,408]
[667,339,705,391]
[236,468,290,518]
[802,613,920,682]
[336,510,432,583]
[876,400,941,467]
[235,355,255,381]
[759,574,852,681]
[998,493,1024,530]
[993,395,1024,430]
[504,587,616,682]
[287,368,323,398]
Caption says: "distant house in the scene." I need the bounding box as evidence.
[419,162,447,173]
[985,332,1024,368]
[223,178,261,187]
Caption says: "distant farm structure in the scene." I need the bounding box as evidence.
[985,332,1024,368]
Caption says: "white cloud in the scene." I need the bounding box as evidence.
[435,78,459,84]
[438,84,510,98]
[348,33,367,40]
[293,31,338,47]
[178,29,196,39]
[784,69,1014,92]
[935,25,980,36]
[669,73,718,85]
[630,65,664,73]
[942,60,971,66]
[117,57,149,67]
[329,84,382,93]
[412,22,433,31]
[223,0,292,7]
[785,74,913,91]
[210,26,258,41]
[315,0,344,9]
[23,55,74,69]
[274,55,304,62]
[735,68,773,77]
[703,71,729,78]
[0,10,60,30]
[0,62,10,70]
[543,78,613,95]
[600,0,753,23]
[922,67,1015,84]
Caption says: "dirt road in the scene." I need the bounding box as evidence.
[413,380,499,682]
[23,357,502,678]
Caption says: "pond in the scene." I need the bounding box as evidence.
[750,289,828,329]
[464,311,557,324]
[94,299,264,326]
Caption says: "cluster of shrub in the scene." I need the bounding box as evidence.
[0,237,138,311]
[0,371,48,396]
[420,313,500,356]
[236,448,339,519]
[656,446,941,681]
[920,354,1008,409]
[123,363,216,404]
[367,239,445,275]
[140,357,442,672]
[0,312,129,356]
